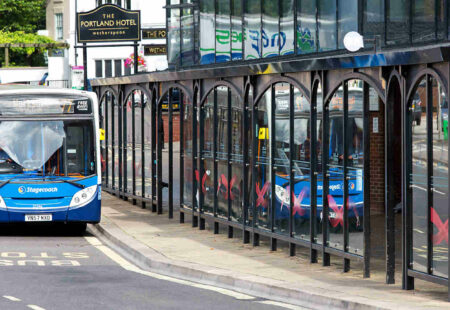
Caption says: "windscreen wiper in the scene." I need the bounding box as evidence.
[0,176,17,189]
[55,178,85,189]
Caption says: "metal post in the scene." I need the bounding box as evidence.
[141,92,146,208]
[289,83,296,257]
[83,44,88,90]
[322,73,330,266]
[270,84,277,251]
[213,88,219,233]
[227,88,233,238]
[343,81,350,273]
[363,82,371,278]
[198,88,205,229]
[179,92,185,223]
[310,80,318,263]
[169,89,174,219]
[132,91,137,205]
[426,75,433,275]
[123,91,128,201]
[134,42,139,74]
[242,83,250,244]
[192,86,198,227]
[157,88,163,215]
[151,90,157,212]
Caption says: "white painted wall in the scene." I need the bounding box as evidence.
[0,68,48,84]
[63,0,167,80]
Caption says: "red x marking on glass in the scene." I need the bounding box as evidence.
[217,174,238,200]
[256,181,270,209]
[431,207,448,245]
[195,170,207,194]
[291,188,307,216]
[327,195,344,228]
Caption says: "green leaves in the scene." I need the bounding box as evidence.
[0,0,50,67]
[0,0,46,33]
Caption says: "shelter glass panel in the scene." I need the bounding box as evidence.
[107,93,114,188]
[181,0,195,66]
[280,0,294,56]
[231,0,243,60]
[412,0,437,43]
[297,0,317,54]
[411,77,428,273]
[292,87,311,240]
[244,0,261,60]
[318,0,337,51]
[202,92,215,214]
[338,0,358,49]
[436,0,445,40]
[255,87,272,230]
[113,96,120,189]
[217,86,229,218]
[216,0,231,63]
[363,0,385,43]
[386,0,410,45]
[200,0,215,64]
[347,80,365,255]
[431,78,448,278]
[246,87,254,226]
[274,83,291,235]
[168,4,181,66]
[134,92,144,196]
[327,85,344,250]
[231,93,243,222]
[183,99,194,208]
[315,84,323,245]
[125,95,134,194]
[143,99,152,199]
[262,0,280,58]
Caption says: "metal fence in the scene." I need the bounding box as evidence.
[93,46,450,300]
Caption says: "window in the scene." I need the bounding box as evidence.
[216,0,231,62]
[105,60,112,77]
[95,60,103,78]
[114,60,123,77]
[363,0,385,46]
[55,13,63,41]
[96,0,130,9]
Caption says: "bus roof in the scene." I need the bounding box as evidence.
[0,85,93,97]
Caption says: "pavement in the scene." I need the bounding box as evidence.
[91,192,450,310]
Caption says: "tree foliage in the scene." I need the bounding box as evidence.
[0,0,53,67]
[0,31,56,67]
[0,0,46,33]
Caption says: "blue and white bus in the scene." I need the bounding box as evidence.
[0,86,101,231]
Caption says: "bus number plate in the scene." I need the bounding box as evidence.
[25,214,52,222]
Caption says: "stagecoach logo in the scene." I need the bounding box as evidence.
[18,186,58,194]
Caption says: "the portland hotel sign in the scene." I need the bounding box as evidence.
[77,4,141,43]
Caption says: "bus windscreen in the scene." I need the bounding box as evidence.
[0,120,96,179]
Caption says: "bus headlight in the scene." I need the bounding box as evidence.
[70,185,97,208]
[274,185,290,205]
[0,196,6,209]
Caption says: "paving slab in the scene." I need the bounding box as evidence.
[90,192,449,310]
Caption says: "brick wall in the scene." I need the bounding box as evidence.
[369,102,385,214]
[161,112,180,142]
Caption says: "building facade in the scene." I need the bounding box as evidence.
[92,0,450,300]
[45,0,167,84]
